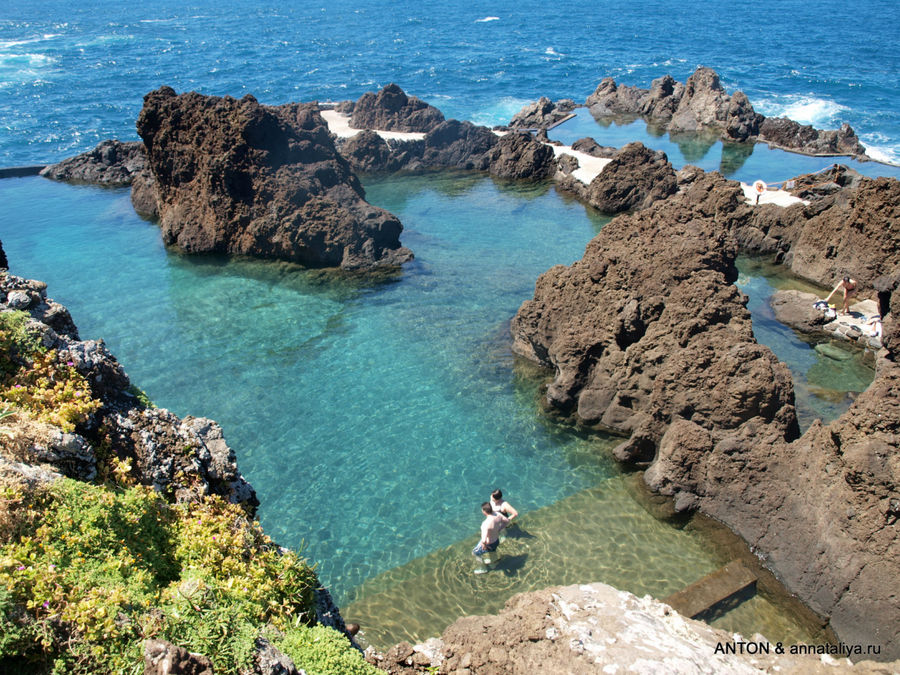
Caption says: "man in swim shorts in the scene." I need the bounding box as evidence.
[473,501,508,570]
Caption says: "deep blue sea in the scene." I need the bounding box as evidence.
[1,0,896,643]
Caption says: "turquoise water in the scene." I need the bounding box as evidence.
[550,109,900,182]
[2,173,620,600]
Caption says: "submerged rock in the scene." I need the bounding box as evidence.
[136,87,412,270]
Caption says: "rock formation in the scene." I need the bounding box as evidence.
[336,116,556,180]
[39,139,147,186]
[0,272,257,507]
[585,67,866,156]
[0,239,7,270]
[557,141,677,213]
[136,87,412,270]
[511,171,799,463]
[511,167,900,658]
[508,96,577,129]
[367,583,898,674]
[350,83,445,133]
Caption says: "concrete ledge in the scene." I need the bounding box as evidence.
[664,561,757,619]
[0,165,46,179]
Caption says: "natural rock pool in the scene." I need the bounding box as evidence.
[2,170,871,649]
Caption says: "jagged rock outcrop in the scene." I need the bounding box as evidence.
[511,167,900,657]
[336,117,556,180]
[758,119,865,156]
[39,139,147,186]
[130,167,160,219]
[555,142,678,214]
[368,583,898,674]
[136,87,412,270]
[511,171,799,463]
[587,67,865,155]
[0,239,8,270]
[350,83,445,132]
[738,167,900,291]
[508,96,577,129]
[0,272,258,509]
[487,131,556,180]
[570,137,617,158]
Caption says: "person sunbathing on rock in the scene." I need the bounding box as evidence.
[824,276,857,315]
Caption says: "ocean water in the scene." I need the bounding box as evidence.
[1,0,895,645]
[1,0,899,166]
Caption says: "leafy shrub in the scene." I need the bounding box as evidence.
[0,479,320,674]
[274,624,381,675]
[0,311,101,433]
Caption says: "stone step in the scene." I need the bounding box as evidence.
[664,560,757,620]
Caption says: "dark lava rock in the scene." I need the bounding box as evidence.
[583,142,677,213]
[570,137,617,158]
[130,167,159,219]
[136,86,412,270]
[511,171,798,461]
[0,239,7,269]
[39,139,147,186]
[509,96,577,129]
[758,117,866,156]
[513,166,900,657]
[556,142,677,214]
[350,83,444,133]
[770,289,830,333]
[488,131,556,180]
[588,67,865,156]
[419,119,498,170]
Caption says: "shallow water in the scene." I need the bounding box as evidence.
[735,257,875,430]
[343,474,817,650]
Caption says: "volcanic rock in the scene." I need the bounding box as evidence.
[556,142,678,214]
[511,170,799,463]
[759,118,866,156]
[570,137,617,158]
[350,83,445,133]
[136,87,412,270]
[509,97,577,129]
[39,139,147,186]
[588,67,864,156]
[488,131,556,180]
[0,239,7,269]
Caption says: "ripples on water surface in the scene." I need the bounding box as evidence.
[3,171,860,648]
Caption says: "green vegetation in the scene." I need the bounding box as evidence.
[273,624,381,675]
[0,479,326,673]
[0,310,101,432]
[0,307,377,674]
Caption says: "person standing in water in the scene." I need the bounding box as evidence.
[825,276,857,315]
[490,489,518,523]
[473,502,508,573]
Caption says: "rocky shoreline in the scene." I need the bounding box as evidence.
[20,72,900,667]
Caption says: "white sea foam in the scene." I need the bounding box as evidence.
[475,16,500,22]
[544,47,563,57]
[469,96,534,127]
[859,133,900,166]
[755,94,848,127]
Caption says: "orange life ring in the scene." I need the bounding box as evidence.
[753,180,767,194]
